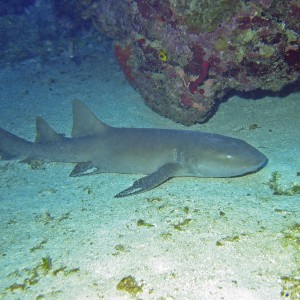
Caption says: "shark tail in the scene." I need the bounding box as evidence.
[0,127,32,160]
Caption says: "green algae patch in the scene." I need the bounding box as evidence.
[137,219,154,227]
[115,244,126,252]
[30,240,48,253]
[52,266,67,276]
[283,223,300,247]
[116,275,143,296]
[3,256,80,297]
[183,206,190,214]
[281,275,300,298]
[219,210,226,217]
[57,212,71,222]
[172,218,192,231]
[146,197,163,203]
[160,232,172,240]
[216,235,243,246]
[63,268,80,276]
[112,244,129,256]
[6,283,27,292]
[280,223,300,298]
[268,171,300,196]
[214,37,229,51]
[40,256,52,274]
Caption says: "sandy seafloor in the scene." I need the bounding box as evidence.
[0,45,299,300]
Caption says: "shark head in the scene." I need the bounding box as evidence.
[182,134,268,178]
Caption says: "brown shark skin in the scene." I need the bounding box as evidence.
[0,100,268,197]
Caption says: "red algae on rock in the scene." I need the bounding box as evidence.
[114,44,136,83]
[188,61,210,94]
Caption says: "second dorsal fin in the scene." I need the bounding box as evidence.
[35,116,64,143]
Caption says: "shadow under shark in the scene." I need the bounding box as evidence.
[0,100,268,197]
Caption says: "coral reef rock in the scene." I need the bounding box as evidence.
[78,0,300,125]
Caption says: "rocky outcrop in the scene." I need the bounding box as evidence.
[79,0,300,125]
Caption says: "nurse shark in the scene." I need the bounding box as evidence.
[0,100,268,197]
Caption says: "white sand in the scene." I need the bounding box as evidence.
[0,48,299,300]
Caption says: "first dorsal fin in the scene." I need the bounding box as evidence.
[71,99,110,138]
[35,117,64,143]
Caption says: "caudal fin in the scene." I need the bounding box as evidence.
[0,127,31,160]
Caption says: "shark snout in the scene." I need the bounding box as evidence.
[241,147,268,174]
[253,150,268,170]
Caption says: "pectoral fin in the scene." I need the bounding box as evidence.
[70,162,101,176]
[115,163,181,198]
